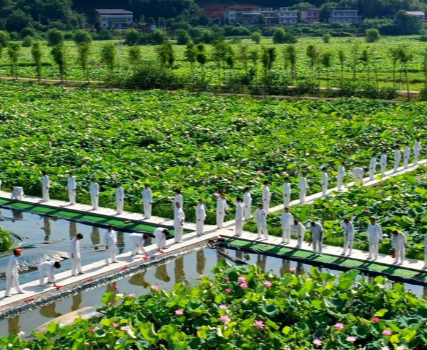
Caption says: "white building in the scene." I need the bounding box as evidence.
[277,7,298,24]
[405,11,426,21]
[95,9,133,29]
[329,8,362,24]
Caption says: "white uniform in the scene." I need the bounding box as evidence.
[115,187,124,214]
[70,237,82,275]
[369,157,376,181]
[216,198,228,228]
[90,182,99,210]
[298,177,308,203]
[341,220,354,256]
[353,167,364,183]
[292,222,305,248]
[42,175,50,202]
[254,209,268,239]
[337,166,345,191]
[262,185,271,213]
[367,223,383,260]
[154,228,168,250]
[67,176,77,205]
[142,188,153,219]
[321,172,328,196]
[235,202,244,236]
[174,194,183,210]
[103,229,117,265]
[414,141,422,165]
[310,223,323,255]
[394,149,401,172]
[243,191,252,220]
[38,261,57,285]
[380,153,387,175]
[282,182,291,207]
[129,233,147,256]
[424,233,427,269]
[392,232,407,264]
[11,187,24,200]
[196,203,206,235]
[404,146,410,169]
[5,255,23,297]
[281,212,294,244]
[174,207,185,243]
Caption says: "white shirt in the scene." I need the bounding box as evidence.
[337,166,345,179]
[38,261,56,271]
[404,146,410,158]
[353,167,364,178]
[341,221,354,240]
[292,222,306,238]
[70,237,81,258]
[103,230,117,247]
[282,182,291,195]
[369,157,376,169]
[6,255,19,276]
[262,185,271,201]
[196,204,206,221]
[67,176,77,190]
[367,223,383,243]
[217,198,228,213]
[174,208,185,226]
[130,233,145,245]
[115,187,124,201]
[298,177,308,191]
[281,212,294,229]
[310,223,323,241]
[380,153,387,165]
[174,194,183,208]
[321,172,328,185]
[414,141,422,153]
[243,192,252,206]
[254,209,267,226]
[392,232,407,249]
[394,149,401,161]
[142,188,153,204]
[154,228,167,248]
[42,175,50,188]
[90,182,99,195]
[11,187,23,198]
[235,202,244,220]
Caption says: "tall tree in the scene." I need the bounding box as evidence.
[31,42,43,82]
[321,51,333,90]
[50,43,67,82]
[127,45,142,71]
[196,43,207,82]
[100,42,117,83]
[306,44,320,85]
[397,46,413,101]
[7,42,20,80]
[157,41,174,69]
[185,41,197,88]
[77,42,91,82]
[389,47,400,89]
[360,49,371,83]
[338,50,346,88]
[284,45,297,84]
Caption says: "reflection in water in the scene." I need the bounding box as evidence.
[196,250,206,276]
[175,257,186,283]
[280,260,291,276]
[105,283,118,306]
[91,227,101,250]
[129,270,150,288]
[11,209,24,220]
[40,302,61,318]
[42,217,51,241]
[296,262,304,276]
[424,287,427,299]
[117,231,125,254]
[236,250,244,261]
[72,293,82,311]
[155,264,170,282]
[257,254,267,272]
[217,248,226,264]
[69,222,77,240]
[8,315,20,335]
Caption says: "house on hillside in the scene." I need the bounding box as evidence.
[225,6,278,26]
[277,7,298,24]
[401,11,426,21]
[329,8,362,24]
[301,8,320,23]
[95,9,133,29]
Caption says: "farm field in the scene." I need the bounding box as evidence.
[1,82,427,222]
[1,36,427,92]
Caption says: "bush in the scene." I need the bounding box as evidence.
[124,29,140,46]
[21,35,32,47]
[174,29,191,45]
[46,28,64,46]
[73,29,92,45]
[272,27,286,44]
[366,28,380,43]
[150,29,168,45]
[323,32,331,43]
[0,30,10,47]
[250,31,262,44]
[96,28,113,41]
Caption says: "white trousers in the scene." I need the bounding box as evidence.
[263,200,270,213]
[282,228,291,243]
[116,200,123,214]
[42,186,50,202]
[404,156,409,169]
[394,160,400,172]
[424,250,427,268]
[313,239,322,254]
[68,189,76,205]
[368,242,379,260]
[257,225,269,240]
[337,177,344,191]
[299,190,306,203]
[71,256,82,275]
[380,163,386,175]
[217,212,225,228]
[414,152,419,165]
[196,220,204,235]
[235,218,243,236]
[5,273,22,296]
[38,267,55,285]
[11,194,22,200]
[244,206,251,220]
[283,194,290,207]
[322,184,328,196]
[174,226,183,243]
[132,243,147,256]
[143,203,152,218]
[91,194,99,210]
[343,238,353,255]
[296,235,303,248]
[355,175,363,183]
[394,246,405,264]
[105,247,117,264]
[369,168,375,181]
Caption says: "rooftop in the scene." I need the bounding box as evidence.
[95,9,133,14]
[406,11,425,16]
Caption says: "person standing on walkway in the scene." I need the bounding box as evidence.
[321,168,329,197]
[254,204,269,240]
[243,187,252,221]
[394,145,401,173]
[337,162,346,191]
[216,193,228,229]
[41,171,51,202]
[104,225,118,265]
[380,150,387,176]
[174,189,183,210]
[196,199,206,236]
[281,207,294,244]
[5,249,24,297]
[404,143,411,169]
[392,230,406,265]
[367,218,383,261]
[341,218,354,256]
[115,183,124,215]
[282,177,291,207]
[414,138,422,165]
[38,261,61,286]
[353,167,365,184]
[67,172,77,205]
[292,219,305,248]
[369,153,377,181]
[174,202,185,243]
[70,233,84,276]
[129,233,149,259]
[424,232,427,269]
[262,181,271,213]
[10,186,24,200]
[142,184,153,219]
[90,178,99,210]
[154,228,170,254]
[234,198,244,237]
[309,221,324,256]
[298,173,308,204]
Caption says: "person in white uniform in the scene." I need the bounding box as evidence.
[254,204,268,240]
[298,174,308,204]
[234,198,244,237]
[90,178,100,210]
[174,202,185,243]
[216,193,228,229]
[292,219,305,248]
[369,154,377,181]
[67,172,77,205]
[321,168,329,197]
[392,230,407,265]
[38,261,61,286]
[142,184,153,219]
[394,145,401,173]
[104,225,118,265]
[367,218,383,260]
[5,249,24,297]
[282,177,291,207]
[154,228,170,253]
[353,167,365,184]
[262,181,271,213]
[280,207,294,244]
[243,187,252,221]
[174,189,183,210]
[70,233,84,276]
[380,150,387,176]
[403,143,410,169]
[196,199,207,236]
[41,171,51,202]
[309,221,324,255]
[424,233,427,269]
[10,186,24,200]
[341,218,354,256]
[115,183,124,215]
[337,163,346,191]
[129,233,149,258]
[414,138,422,165]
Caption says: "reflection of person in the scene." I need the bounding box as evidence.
[196,250,206,276]
[129,270,149,287]
[67,172,77,205]
[11,209,24,220]
[38,261,61,286]
[69,221,77,240]
[70,233,84,276]
[392,230,407,265]
[115,183,125,215]
[5,249,24,297]
[103,225,118,265]
[89,178,99,210]
[174,202,185,243]
[41,171,51,202]
[367,218,383,261]
[91,227,100,250]
[155,264,171,282]
[174,257,186,283]
[71,293,82,311]
[43,216,51,241]
[8,315,20,335]
[142,184,153,219]
[196,199,206,236]
[40,302,61,318]
[280,259,290,277]
[257,254,267,272]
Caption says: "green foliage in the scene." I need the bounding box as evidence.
[7,42,20,79]
[100,42,117,82]
[21,35,32,48]
[47,28,64,47]
[50,43,67,81]
[31,41,43,81]
[150,29,168,45]
[124,29,140,46]
[0,226,14,252]
[323,32,331,43]
[96,28,113,41]
[174,29,191,45]
[76,43,91,81]
[366,28,380,43]
[250,31,262,44]
[157,41,174,69]
[127,45,142,69]
[0,31,10,48]
[272,27,286,44]
[73,29,92,45]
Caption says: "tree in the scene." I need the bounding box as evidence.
[151,29,168,45]
[100,43,117,83]
[366,28,380,43]
[321,52,333,89]
[0,31,10,48]
[127,45,142,70]
[284,45,297,84]
[261,46,276,92]
[395,10,422,35]
[185,41,197,87]
[350,43,359,80]
[338,50,346,87]
[389,47,400,89]
[6,9,31,32]
[47,29,64,46]
[196,43,207,81]
[125,29,140,46]
[50,43,67,82]
[323,33,331,43]
[7,42,20,79]
[273,27,286,44]
[175,29,191,45]
[22,36,32,47]
[360,49,371,83]
[73,30,92,45]
[396,46,413,101]
[238,44,250,76]
[77,43,91,82]
[97,29,113,41]
[31,42,43,82]
[250,32,261,44]
[157,41,174,69]
[306,44,321,85]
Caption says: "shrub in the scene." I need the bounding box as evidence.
[96,28,113,41]
[250,31,262,44]
[174,29,191,45]
[0,226,14,252]
[272,27,286,44]
[46,28,64,46]
[0,30,10,47]
[124,29,140,46]
[21,35,32,47]
[366,28,380,43]
[73,29,92,45]
[323,32,331,43]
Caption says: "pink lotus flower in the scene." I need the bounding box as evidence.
[253,320,265,329]
[224,276,230,281]
[290,267,296,272]
[238,276,247,283]
[113,285,118,289]
[220,315,231,324]
[373,317,380,323]
[187,165,192,168]
[313,338,322,346]
[382,329,392,336]
[112,323,119,328]
[214,192,220,197]
[219,304,228,310]
[128,293,135,298]
[335,323,344,331]
[240,282,248,289]
[346,336,357,342]
[225,288,232,293]
[89,328,95,334]
[256,170,262,175]
[175,309,184,316]
[263,281,272,288]
[120,326,131,331]
[250,179,256,184]
[151,284,160,291]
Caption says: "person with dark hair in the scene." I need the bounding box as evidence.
[130,232,149,259]
[104,225,118,265]
[67,172,77,205]
[414,138,422,165]
[38,261,61,286]
[262,181,271,213]
[142,184,153,219]
[234,198,244,237]
[10,185,24,200]
[282,177,291,207]
[367,218,383,261]
[70,233,84,276]
[243,187,252,221]
[309,221,323,256]
[392,230,406,265]
[174,189,183,210]
[196,199,206,236]
[115,183,124,215]
[89,178,99,210]
[41,171,51,202]
[154,227,170,253]
[5,249,24,297]
[280,207,294,244]
[341,218,354,256]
